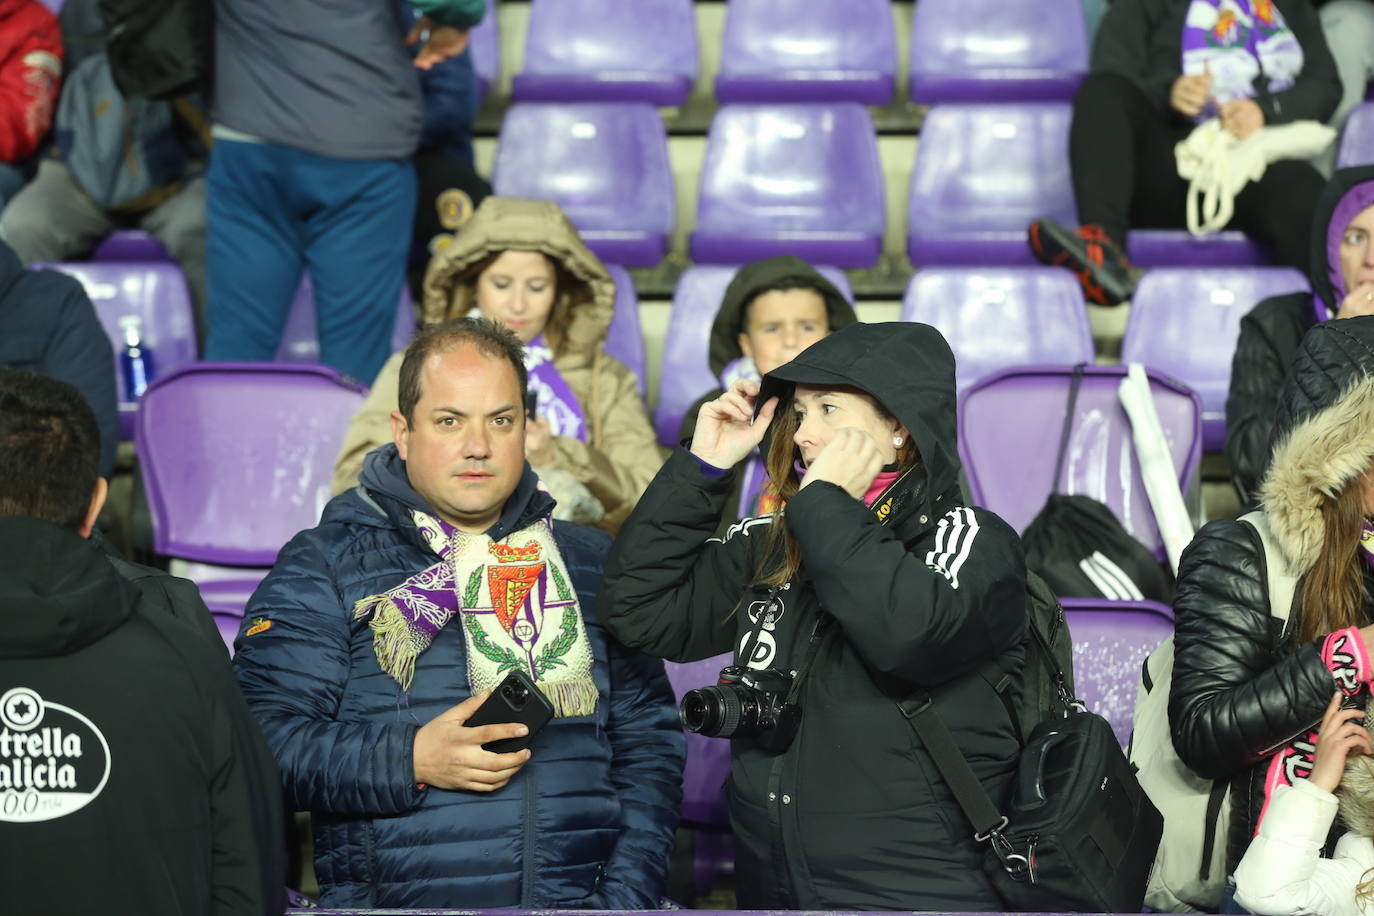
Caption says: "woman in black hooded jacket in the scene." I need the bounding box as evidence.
[598,322,1028,911]
[1173,316,1374,903]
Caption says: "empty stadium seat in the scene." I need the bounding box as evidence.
[603,264,647,400]
[692,104,885,269]
[1338,101,1374,168]
[908,103,1268,268]
[493,103,674,268]
[899,267,1093,391]
[959,365,1203,560]
[715,0,896,105]
[654,263,854,446]
[41,261,198,439]
[512,0,697,106]
[1122,267,1310,452]
[1061,598,1174,746]
[135,363,367,617]
[909,0,1089,104]
[91,230,170,261]
[469,0,501,102]
[275,276,417,369]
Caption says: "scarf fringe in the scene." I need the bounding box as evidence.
[540,677,599,718]
[354,594,422,691]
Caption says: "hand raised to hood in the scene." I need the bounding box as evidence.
[689,379,778,470]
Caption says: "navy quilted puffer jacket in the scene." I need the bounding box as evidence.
[233,446,684,909]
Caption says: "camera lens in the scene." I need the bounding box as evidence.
[680,686,745,737]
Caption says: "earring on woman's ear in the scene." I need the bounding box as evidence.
[893,436,904,447]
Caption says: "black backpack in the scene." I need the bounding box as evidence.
[98,0,213,100]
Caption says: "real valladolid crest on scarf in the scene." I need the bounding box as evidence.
[353,510,598,717]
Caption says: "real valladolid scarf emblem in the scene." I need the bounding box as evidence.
[352,510,598,717]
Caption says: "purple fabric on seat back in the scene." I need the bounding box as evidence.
[275,275,416,372]
[135,362,367,567]
[663,654,733,827]
[492,103,674,268]
[715,0,896,105]
[1061,598,1174,746]
[1123,267,1309,452]
[40,261,198,440]
[1127,230,1270,267]
[91,229,170,261]
[691,104,885,269]
[469,0,500,102]
[958,365,1202,559]
[654,264,854,446]
[909,0,1088,103]
[602,264,647,400]
[512,0,696,106]
[1338,102,1374,168]
[899,267,1092,391]
[185,562,270,624]
[212,610,244,657]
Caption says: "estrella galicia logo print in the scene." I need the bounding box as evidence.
[0,687,111,822]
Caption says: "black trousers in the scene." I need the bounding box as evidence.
[1070,71,1324,272]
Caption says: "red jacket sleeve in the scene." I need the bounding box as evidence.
[0,2,62,163]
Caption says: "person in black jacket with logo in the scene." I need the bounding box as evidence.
[599,322,1029,910]
[0,368,285,915]
[1173,316,1374,911]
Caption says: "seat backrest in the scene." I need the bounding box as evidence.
[1061,598,1175,746]
[469,0,501,100]
[909,0,1088,103]
[276,275,415,367]
[959,365,1203,558]
[521,0,696,80]
[908,103,1075,263]
[136,363,368,566]
[603,263,647,399]
[654,264,855,446]
[1122,267,1309,452]
[91,229,170,262]
[664,654,733,826]
[900,267,1093,391]
[492,102,674,235]
[1338,101,1374,169]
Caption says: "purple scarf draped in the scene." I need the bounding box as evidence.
[526,333,587,442]
[1181,0,1301,121]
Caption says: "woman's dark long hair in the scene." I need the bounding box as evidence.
[1296,475,1368,644]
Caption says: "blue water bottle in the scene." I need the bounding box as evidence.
[118,315,156,398]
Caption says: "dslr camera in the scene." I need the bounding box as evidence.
[679,664,801,754]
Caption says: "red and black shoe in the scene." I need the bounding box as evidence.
[1028,220,1137,306]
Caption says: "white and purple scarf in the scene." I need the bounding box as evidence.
[352,510,598,717]
[526,334,587,443]
[1181,0,1302,121]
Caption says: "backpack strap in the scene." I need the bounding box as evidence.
[1237,510,1298,636]
[1050,364,1088,496]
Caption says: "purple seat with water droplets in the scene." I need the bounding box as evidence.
[899,267,1093,392]
[603,264,647,400]
[1123,267,1309,452]
[493,103,674,268]
[40,261,198,439]
[909,0,1088,104]
[959,364,1202,560]
[469,0,500,102]
[692,104,884,269]
[654,264,854,446]
[275,275,416,372]
[909,103,1268,267]
[512,0,696,106]
[1338,102,1374,168]
[1061,598,1174,746]
[136,363,367,615]
[91,229,169,261]
[715,0,896,105]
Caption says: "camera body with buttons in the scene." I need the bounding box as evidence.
[679,664,801,754]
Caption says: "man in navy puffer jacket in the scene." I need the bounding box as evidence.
[233,318,684,909]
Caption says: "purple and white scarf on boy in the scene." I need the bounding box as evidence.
[352,510,598,716]
[526,334,588,443]
[1181,0,1302,120]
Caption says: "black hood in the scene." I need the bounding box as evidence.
[757,321,961,510]
[707,256,857,377]
[1310,165,1374,313]
[1269,315,1374,453]
[0,517,134,658]
[357,443,555,541]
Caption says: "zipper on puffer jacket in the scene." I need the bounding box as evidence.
[522,763,537,905]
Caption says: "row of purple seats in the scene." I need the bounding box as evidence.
[486,0,1089,107]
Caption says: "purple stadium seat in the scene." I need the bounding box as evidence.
[91,229,169,261]
[909,103,1268,267]
[899,267,1093,391]
[654,264,854,446]
[135,363,367,616]
[909,0,1088,104]
[1338,101,1374,168]
[469,0,500,102]
[1122,267,1310,452]
[959,365,1203,560]
[603,264,647,400]
[1061,598,1174,746]
[692,104,884,269]
[512,0,696,106]
[40,261,198,440]
[715,0,896,105]
[664,655,735,896]
[212,609,244,657]
[275,275,416,369]
[492,103,674,268]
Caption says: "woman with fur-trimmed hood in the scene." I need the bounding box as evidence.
[1173,316,1374,896]
[332,196,666,532]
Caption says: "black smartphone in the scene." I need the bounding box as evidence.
[464,669,555,753]
[525,389,538,416]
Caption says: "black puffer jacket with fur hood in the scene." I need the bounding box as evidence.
[1173,316,1374,873]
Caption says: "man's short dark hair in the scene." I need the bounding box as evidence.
[398,317,529,425]
[739,276,834,338]
[0,369,101,530]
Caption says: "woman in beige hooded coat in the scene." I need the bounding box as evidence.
[332,197,665,532]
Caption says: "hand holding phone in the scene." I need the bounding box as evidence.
[412,677,547,792]
[464,669,555,752]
